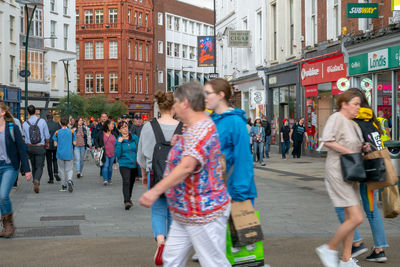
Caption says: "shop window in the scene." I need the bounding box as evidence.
[377,72,393,134]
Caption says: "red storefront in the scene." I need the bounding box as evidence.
[301,54,348,151]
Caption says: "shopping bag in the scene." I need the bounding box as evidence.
[226,211,264,266]
[381,185,400,219]
[366,149,398,190]
[93,148,104,167]
[363,154,386,182]
[229,200,264,247]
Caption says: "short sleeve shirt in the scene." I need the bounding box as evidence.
[164,118,230,226]
[53,128,76,160]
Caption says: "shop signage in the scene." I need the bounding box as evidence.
[129,104,151,110]
[305,85,318,97]
[347,3,379,18]
[300,55,347,86]
[331,82,342,95]
[228,31,251,47]
[269,76,277,85]
[209,73,219,79]
[349,45,400,75]
[393,0,400,11]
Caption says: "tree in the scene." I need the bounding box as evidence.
[107,101,128,119]
[86,95,108,119]
[57,93,87,118]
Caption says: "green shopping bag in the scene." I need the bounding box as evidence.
[226,211,264,266]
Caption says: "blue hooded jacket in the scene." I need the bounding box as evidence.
[115,134,139,168]
[211,108,257,201]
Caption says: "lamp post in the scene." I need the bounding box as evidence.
[59,58,75,119]
[16,0,43,121]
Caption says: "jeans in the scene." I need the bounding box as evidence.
[0,162,19,214]
[57,159,73,187]
[74,146,86,173]
[46,149,58,181]
[102,156,115,182]
[335,183,388,248]
[253,142,264,164]
[281,140,290,158]
[151,196,172,239]
[119,167,137,203]
[264,136,270,158]
[27,145,46,184]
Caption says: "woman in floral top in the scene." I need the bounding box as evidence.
[140,82,230,267]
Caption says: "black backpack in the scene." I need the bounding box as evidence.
[150,119,183,187]
[27,118,42,144]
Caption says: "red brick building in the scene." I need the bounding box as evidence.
[76,0,154,118]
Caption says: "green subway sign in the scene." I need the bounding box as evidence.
[347,3,379,18]
[349,45,400,75]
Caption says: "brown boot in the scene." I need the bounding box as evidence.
[0,214,6,237]
[33,180,40,194]
[2,213,15,238]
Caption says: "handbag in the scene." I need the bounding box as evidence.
[366,149,399,190]
[93,148,104,167]
[340,153,367,182]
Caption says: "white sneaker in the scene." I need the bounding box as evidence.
[316,244,339,267]
[338,258,360,267]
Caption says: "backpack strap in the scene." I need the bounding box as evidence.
[173,122,183,135]
[34,118,41,126]
[150,118,166,144]
[8,122,15,143]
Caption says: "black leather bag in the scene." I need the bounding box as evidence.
[340,153,367,182]
[364,157,386,182]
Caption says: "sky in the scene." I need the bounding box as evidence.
[178,0,214,10]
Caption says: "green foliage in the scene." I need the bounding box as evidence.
[57,93,88,118]
[86,95,108,119]
[107,101,128,119]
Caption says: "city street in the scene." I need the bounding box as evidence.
[1,154,399,266]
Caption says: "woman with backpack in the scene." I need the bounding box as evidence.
[72,117,89,178]
[115,120,139,210]
[0,102,32,237]
[137,91,182,266]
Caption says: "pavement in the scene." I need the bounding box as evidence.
[1,153,399,266]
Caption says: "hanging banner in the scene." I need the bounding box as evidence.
[197,36,215,67]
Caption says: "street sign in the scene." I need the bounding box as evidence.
[347,3,379,18]
[228,30,251,47]
[19,70,31,78]
[209,73,219,79]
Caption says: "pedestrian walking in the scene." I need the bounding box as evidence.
[131,114,144,138]
[53,117,76,193]
[247,118,253,153]
[316,90,369,267]
[291,117,308,158]
[139,82,231,267]
[251,118,266,166]
[46,114,61,184]
[137,91,182,266]
[261,115,271,158]
[0,103,32,238]
[334,88,388,263]
[115,120,139,210]
[377,110,391,141]
[22,105,50,193]
[72,118,89,178]
[280,119,291,160]
[94,120,117,186]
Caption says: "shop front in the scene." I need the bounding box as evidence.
[348,38,400,141]
[129,103,152,120]
[0,85,22,118]
[300,54,348,154]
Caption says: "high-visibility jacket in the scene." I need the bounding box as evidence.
[377,117,390,142]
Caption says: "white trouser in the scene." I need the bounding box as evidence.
[57,159,73,186]
[163,204,231,267]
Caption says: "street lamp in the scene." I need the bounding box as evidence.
[16,0,43,121]
[59,58,75,119]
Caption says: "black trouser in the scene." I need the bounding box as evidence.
[119,167,137,203]
[292,139,303,158]
[46,149,58,181]
[27,145,46,184]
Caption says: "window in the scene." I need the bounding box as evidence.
[272,3,277,60]
[182,45,187,58]
[95,73,104,93]
[85,10,93,24]
[95,42,104,59]
[109,41,118,59]
[139,43,142,61]
[204,25,208,35]
[63,24,68,50]
[174,44,179,57]
[77,74,80,92]
[109,73,118,93]
[158,70,163,84]
[135,43,138,60]
[128,41,131,59]
[134,11,137,24]
[311,0,317,44]
[139,74,143,93]
[167,42,172,56]
[50,0,56,12]
[29,9,42,37]
[10,16,15,42]
[135,74,138,93]
[183,19,188,32]
[256,10,262,63]
[20,7,24,33]
[196,23,201,35]
[19,50,44,81]
[145,44,149,61]
[145,14,148,27]
[289,0,294,55]
[10,56,15,84]
[189,46,195,59]
[158,41,163,54]
[189,21,194,34]
[76,42,79,60]
[85,42,93,59]
[109,9,117,23]
[145,75,149,94]
[174,17,180,31]
[85,73,94,93]
[63,0,68,15]
[128,10,131,23]
[158,12,163,25]
[95,9,103,24]
[50,21,56,48]
[333,0,340,37]
[167,15,172,30]
[51,62,57,89]
[138,13,142,25]
[128,73,132,93]
[76,10,79,25]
